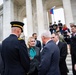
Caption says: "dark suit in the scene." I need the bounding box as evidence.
[0,43,2,73]
[38,40,60,75]
[1,34,30,75]
[58,41,68,75]
[36,40,41,50]
[0,43,3,74]
[70,34,76,75]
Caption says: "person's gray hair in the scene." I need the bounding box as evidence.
[41,30,51,38]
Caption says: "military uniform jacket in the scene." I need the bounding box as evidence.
[1,34,30,75]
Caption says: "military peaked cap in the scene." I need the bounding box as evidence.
[10,21,24,32]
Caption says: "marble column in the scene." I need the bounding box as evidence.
[62,0,74,28]
[71,0,76,23]
[3,0,14,39]
[36,0,45,38]
[26,0,33,37]
[43,3,49,30]
[32,0,38,33]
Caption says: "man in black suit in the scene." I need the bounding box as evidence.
[0,43,3,75]
[1,21,30,75]
[69,23,76,75]
[38,31,60,75]
[58,20,63,34]
[32,33,41,50]
[49,23,53,34]
[51,33,68,75]
[0,43,1,74]
[53,21,58,33]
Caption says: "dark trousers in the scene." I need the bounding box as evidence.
[72,66,76,75]
[60,72,68,75]
[71,55,76,75]
[28,68,38,75]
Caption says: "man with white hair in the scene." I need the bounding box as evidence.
[38,30,60,75]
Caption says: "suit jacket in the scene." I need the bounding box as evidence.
[70,34,76,75]
[36,40,41,50]
[0,43,3,74]
[0,43,2,73]
[70,34,76,57]
[38,40,60,75]
[1,34,30,75]
[58,41,68,74]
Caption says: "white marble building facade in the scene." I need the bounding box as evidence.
[0,0,76,41]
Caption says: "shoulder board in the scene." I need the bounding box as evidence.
[18,38,23,40]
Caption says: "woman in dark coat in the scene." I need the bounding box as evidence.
[27,37,40,75]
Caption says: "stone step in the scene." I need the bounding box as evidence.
[68,73,73,75]
[67,66,72,71]
[66,61,72,65]
[66,59,71,61]
[66,53,73,75]
[67,54,71,57]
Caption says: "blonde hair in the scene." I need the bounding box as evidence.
[27,37,35,48]
[63,24,67,28]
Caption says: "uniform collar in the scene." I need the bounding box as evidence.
[11,33,18,37]
[10,34,18,37]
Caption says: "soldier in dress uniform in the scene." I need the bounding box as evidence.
[1,21,30,75]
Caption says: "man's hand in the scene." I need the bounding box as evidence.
[74,64,76,71]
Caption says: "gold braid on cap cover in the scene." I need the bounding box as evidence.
[12,24,23,29]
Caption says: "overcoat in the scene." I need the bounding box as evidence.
[58,41,68,75]
[28,46,40,74]
[38,40,60,75]
[70,34,76,75]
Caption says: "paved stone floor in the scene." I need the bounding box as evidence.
[66,54,73,75]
